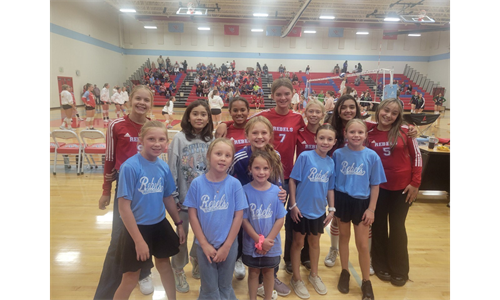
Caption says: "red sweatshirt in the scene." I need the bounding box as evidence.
[367,125,422,191]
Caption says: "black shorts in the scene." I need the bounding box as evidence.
[334,190,370,226]
[62,104,73,110]
[291,213,326,236]
[211,108,222,115]
[162,111,171,115]
[116,218,180,274]
[85,106,95,111]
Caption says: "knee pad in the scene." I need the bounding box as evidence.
[102,109,108,114]
[86,117,92,123]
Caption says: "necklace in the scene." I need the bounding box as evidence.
[206,174,225,194]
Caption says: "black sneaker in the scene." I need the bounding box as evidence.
[301,260,311,271]
[375,270,391,282]
[337,269,350,294]
[285,261,293,275]
[390,275,407,287]
[361,280,374,300]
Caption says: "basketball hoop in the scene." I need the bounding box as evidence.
[418,10,426,22]
[187,2,195,14]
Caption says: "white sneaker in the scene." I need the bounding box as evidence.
[68,127,75,131]
[290,277,310,299]
[370,264,375,275]
[234,257,246,280]
[324,247,338,267]
[308,274,327,295]
[138,274,154,295]
[257,285,278,300]
[59,125,66,130]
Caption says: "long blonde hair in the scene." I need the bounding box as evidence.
[374,98,407,151]
[245,116,284,184]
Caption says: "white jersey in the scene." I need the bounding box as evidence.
[162,101,174,114]
[101,87,110,103]
[60,90,73,105]
[111,90,121,104]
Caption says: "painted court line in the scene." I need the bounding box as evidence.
[348,260,362,287]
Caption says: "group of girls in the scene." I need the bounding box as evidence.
[93,77,421,300]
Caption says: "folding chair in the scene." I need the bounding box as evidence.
[51,130,83,175]
[80,130,106,172]
[50,133,70,169]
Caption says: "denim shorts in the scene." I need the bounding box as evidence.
[242,254,280,269]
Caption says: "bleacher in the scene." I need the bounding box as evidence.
[133,58,434,112]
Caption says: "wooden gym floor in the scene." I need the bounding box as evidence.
[50,105,450,300]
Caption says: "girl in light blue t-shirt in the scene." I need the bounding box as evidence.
[183,138,248,300]
[333,119,386,300]
[241,150,287,300]
[288,124,337,298]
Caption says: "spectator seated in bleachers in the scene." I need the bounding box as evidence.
[333,64,340,74]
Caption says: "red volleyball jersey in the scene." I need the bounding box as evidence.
[226,124,249,153]
[367,126,422,191]
[296,127,316,157]
[82,91,96,108]
[252,108,306,179]
[102,115,146,196]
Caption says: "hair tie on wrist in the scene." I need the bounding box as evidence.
[255,234,265,250]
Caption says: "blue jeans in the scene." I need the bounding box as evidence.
[196,241,238,300]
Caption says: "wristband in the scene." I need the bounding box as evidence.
[174,220,183,226]
[328,207,336,212]
[254,234,265,251]
[289,203,297,211]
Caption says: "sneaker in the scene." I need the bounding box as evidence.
[256,285,278,300]
[285,261,293,275]
[234,257,246,280]
[308,274,327,295]
[59,125,66,130]
[290,277,310,299]
[370,264,375,275]
[361,280,375,300]
[167,125,173,129]
[390,275,407,287]
[375,270,391,282]
[337,269,350,294]
[324,247,338,267]
[274,277,291,296]
[190,256,200,279]
[68,127,75,131]
[138,274,154,295]
[173,269,189,293]
[301,260,311,271]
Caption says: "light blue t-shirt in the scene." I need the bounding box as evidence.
[242,183,287,258]
[290,150,336,219]
[183,174,248,249]
[117,153,177,225]
[333,147,387,200]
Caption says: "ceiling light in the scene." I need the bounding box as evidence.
[408,33,421,36]
[251,29,264,32]
[198,27,210,31]
[356,31,369,35]
[253,13,268,17]
[120,8,136,13]
[319,16,335,20]
[304,30,316,33]
[144,26,157,29]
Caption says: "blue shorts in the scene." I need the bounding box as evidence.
[242,254,280,269]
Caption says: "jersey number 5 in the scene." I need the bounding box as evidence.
[383,147,391,156]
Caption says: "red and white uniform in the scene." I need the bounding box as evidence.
[367,126,422,190]
[295,127,316,158]
[226,124,249,153]
[252,108,306,179]
[102,115,148,196]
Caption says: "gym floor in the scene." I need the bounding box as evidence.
[50,105,450,300]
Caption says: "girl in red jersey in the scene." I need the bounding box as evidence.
[226,97,250,153]
[295,99,325,157]
[94,85,155,299]
[367,98,422,287]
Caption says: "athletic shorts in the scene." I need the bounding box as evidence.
[162,111,172,115]
[334,190,370,226]
[62,104,73,110]
[291,213,326,236]
[211,108,222,115]
[85,106,95,111]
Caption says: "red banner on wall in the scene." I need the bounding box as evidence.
[382,30,398,40]
[287,27,302,37]
[224,25,239,35]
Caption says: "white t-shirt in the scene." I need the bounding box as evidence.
[162,101,174,114]
[60,90,73,105]
[291,93,300,105]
